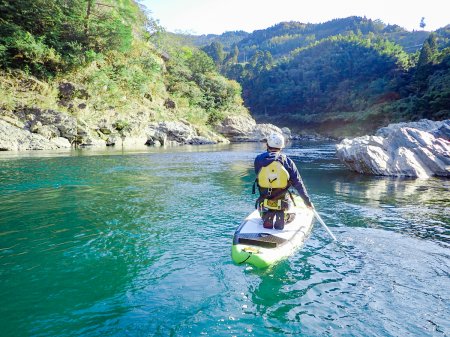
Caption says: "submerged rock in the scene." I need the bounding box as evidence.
[336,119,450,178]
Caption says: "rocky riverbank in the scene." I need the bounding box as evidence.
[0,107,292,151]
[336,119,450,178]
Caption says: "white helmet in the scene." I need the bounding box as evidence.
[267,133,285,149]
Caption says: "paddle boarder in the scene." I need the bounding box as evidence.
[254,133,313,230]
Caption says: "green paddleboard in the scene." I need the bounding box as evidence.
[231,196,314,268]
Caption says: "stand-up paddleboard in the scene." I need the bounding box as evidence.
[231,195,314,268]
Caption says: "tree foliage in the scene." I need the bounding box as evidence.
[201,41,225,68]
[184,17,450,131]
[0,0,247,129]
[165,46,242,116]
[0,0,139,76]
[235,35,411,117]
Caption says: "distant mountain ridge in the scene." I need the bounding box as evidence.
[186,17,435,59]
[180,30,250,50]
[177,16,450,137]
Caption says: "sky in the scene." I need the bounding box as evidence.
[143,0,449,35]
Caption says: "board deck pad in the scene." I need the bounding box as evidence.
[236,232,287,248]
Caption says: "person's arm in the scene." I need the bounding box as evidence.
[284,157,313,208]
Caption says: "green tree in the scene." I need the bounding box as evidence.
[201,41,225,68]
[224,44,239,65]
[0,0,135,76]
[418,34,438,66]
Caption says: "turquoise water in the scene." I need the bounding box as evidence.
[0,142,449,337]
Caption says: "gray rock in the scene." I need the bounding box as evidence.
[164,98,176,110]
[215,115,256,139]
[145,137,161,147]
[281,127,292,139]
[98,127,112,135]
[336,119,450,178]
[146,121,206,146]
[215,114,291,143]
[30,121,60,139]
[120,136,148,147]
[250,123,284,141]
[375,119,448,138]
[432,121,450,140]
[18,108,78,141]
[58,82,89,100]
[187,136,216,145]
[58,82,76,100]
[0,120,70,151]
[51,137,72,148]
[1,105,269,151]
[75,120,106,147]
[197,128,229,144]
[0,115,25,128]
[105,135,117,146]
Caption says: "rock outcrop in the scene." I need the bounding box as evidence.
[145,121,221,146]
[215,115,290,142]
[0,77,293,151]
[0,110,230,151]
[0,104,290,151]
[0,119,71,151]
[336,119,450,178]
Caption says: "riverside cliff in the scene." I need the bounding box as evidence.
[1,1,275,151]
[0,100,290,151]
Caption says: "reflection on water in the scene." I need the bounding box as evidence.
[0,142,449,337]
[333,176,450,245]
[334,176,450,206]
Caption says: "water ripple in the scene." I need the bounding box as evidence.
[1,142,449,337]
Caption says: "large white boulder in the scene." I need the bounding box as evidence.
[215,114,291,142]
[214,114,256,140]
[145,121,220,146]
[336,120,450,178]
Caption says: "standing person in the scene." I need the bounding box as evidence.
[254,133,313,230]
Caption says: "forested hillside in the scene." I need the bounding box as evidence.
[192,17,450,137]
[0,0,246,134]
[190,17,431,62]
[2,4,449,139]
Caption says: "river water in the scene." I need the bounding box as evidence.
[0,142,449,337]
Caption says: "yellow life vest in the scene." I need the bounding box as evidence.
[257,161,290,189]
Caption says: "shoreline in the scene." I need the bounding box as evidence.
[0,138,337,158]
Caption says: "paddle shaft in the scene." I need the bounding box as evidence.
[312,209,337,241]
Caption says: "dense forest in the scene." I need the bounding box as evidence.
[0,0,246,133]
[189,17,450,136]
